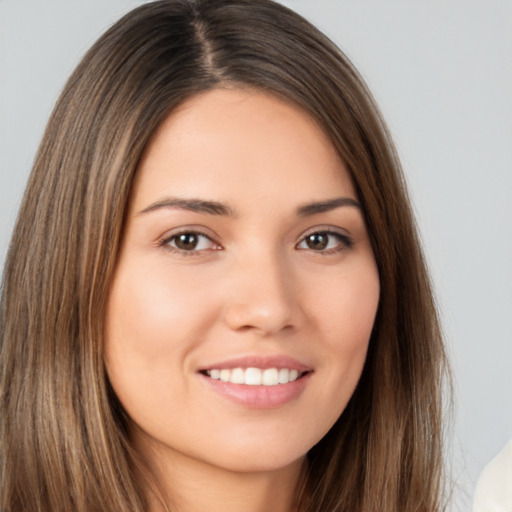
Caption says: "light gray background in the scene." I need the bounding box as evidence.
[1,1,511,509]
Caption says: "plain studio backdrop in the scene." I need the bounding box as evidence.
[0,1,511,509]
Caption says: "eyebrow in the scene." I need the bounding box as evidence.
[137,196,361,217]
[296,197,361,216]
[138,198,234,216]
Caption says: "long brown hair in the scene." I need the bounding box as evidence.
[0,1,449,510]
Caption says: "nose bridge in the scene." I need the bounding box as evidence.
[223,247,297,335]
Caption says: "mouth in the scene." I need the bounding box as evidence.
[201,367,307,386]
[198,356,312,408]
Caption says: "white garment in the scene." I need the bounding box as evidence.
[473,439,512,512]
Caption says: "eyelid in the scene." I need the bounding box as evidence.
[299,224,351,237]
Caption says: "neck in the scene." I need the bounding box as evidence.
[140,441,305,512]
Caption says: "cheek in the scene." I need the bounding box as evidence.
[103,261,216,414]
[312,259,380,347]
[104,264,211,436]
[105,262,215,360]
[307,259,379,404]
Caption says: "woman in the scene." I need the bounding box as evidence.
[0,0,449,511]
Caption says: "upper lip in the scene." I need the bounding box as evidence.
[198,355,312,372]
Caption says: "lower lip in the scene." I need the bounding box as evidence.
[200,372,311,408]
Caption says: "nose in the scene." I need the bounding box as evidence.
[222,252,299,336]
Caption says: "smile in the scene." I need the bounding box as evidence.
[205,367,303,386]
[198,356,312,407]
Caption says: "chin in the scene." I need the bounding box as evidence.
[203,449,306,475]
[188,425,322,475]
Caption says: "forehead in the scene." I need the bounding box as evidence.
[132,88,356,209]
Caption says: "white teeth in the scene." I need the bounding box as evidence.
[219,369,230,382]
[245,367,262,385]
[205,367,303,385]
[278,368,289,384]
[210,369,221,380]
[262,368,279,386]
[230,367,245,384]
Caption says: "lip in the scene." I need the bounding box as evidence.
[198,355,313,409]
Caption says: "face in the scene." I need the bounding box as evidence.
[105,89,380,475]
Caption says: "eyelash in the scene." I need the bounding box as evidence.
[159,228,353,256]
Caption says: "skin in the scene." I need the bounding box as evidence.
[105,88,380,512]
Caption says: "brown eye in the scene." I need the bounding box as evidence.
[297,230,352,253]
[305,233,328,250]
[175,233,200,250]
[164,232,218,252]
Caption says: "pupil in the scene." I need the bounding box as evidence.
[307,233,328,250]
[176,233,198,250]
